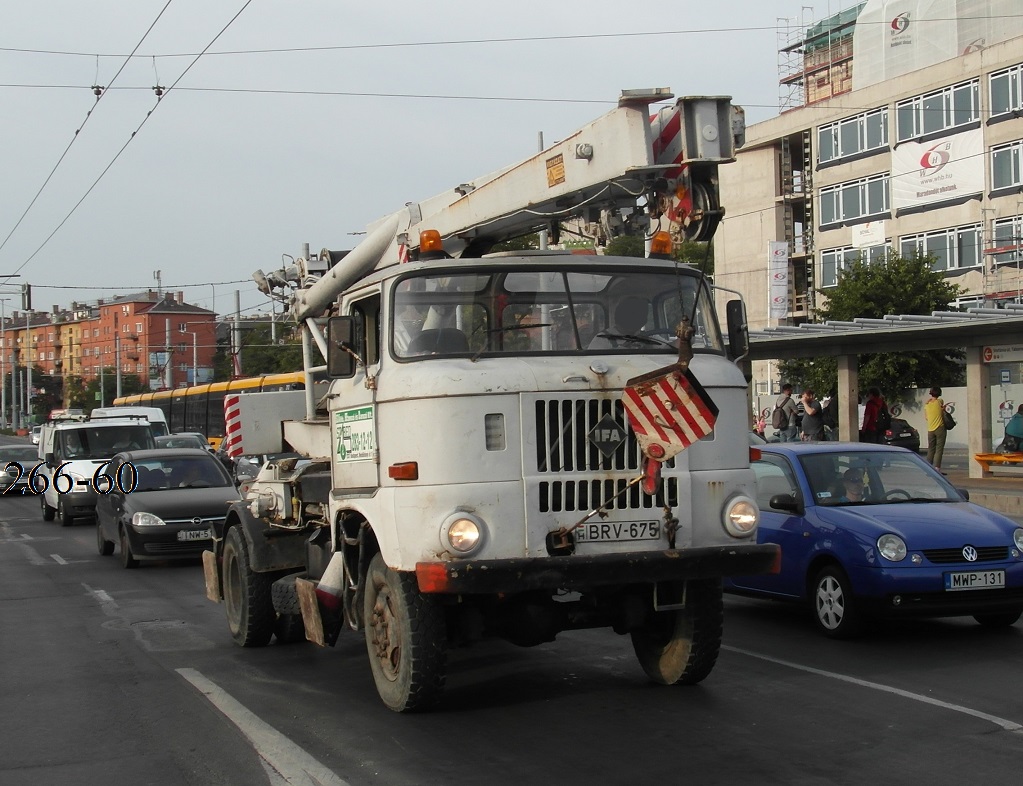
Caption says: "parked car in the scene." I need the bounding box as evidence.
[155,432,212,451]
[726,442,1023,638]
[1,444,44,493]
[880,417,921,452]
[94,448,239,568]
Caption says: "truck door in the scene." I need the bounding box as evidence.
[331,294,381,493]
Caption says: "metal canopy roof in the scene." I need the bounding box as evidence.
[748,304,1023,360]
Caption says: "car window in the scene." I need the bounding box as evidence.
[799,450,958,505]
[752,456,799,511]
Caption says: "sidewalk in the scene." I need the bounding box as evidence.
[939,448,1023,517]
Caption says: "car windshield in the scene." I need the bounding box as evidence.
[156,435,207,450]
[392,265,723,358]
[799,450,960,506]
[58,425,154,459]
[131,456,232,491]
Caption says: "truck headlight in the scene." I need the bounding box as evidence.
[441,512,485,556]
[132,511,167,527]
[723,495,758,538]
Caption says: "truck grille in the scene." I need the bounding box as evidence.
[534,397,677,513]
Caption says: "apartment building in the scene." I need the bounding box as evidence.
[716,0,1023,396]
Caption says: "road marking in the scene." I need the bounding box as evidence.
[177,668,350,786]
[725,645,1023,733]
[82,583,117,607]
[51,554,67,565]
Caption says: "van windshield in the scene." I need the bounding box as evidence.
[58,426,156,460]
[392,265,723,359]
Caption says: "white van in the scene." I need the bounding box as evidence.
[90,406,169,437]
[37,418,157,525]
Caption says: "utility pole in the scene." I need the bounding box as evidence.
[25,309,32,425]
[115,312,122,399]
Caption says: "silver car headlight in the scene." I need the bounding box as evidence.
[440,512,485,556]
[132,511,167,527]
[1013,528,1023,552]
[878,533,907,562]
[723,495,759,538]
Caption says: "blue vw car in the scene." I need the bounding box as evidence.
[727,442,1023,637]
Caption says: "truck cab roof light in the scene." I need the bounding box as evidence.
[419,230,444,254]
[648,231,674,259]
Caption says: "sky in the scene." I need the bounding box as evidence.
[0,0,823,320]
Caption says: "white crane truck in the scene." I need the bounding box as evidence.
[203,88,780,712]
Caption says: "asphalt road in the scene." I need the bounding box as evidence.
[2,481,1022,786]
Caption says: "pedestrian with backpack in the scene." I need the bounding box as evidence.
[773,383,799,442]
[924,386,947,468]
[860,387,889,443]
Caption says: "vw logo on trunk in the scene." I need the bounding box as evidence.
[962,545,978,562]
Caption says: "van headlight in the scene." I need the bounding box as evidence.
[723,495,758,538]
[441,512,485,556]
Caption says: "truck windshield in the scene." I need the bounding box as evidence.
[58,425,156,460]
[392,266,723,359]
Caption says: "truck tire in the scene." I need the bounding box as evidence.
[222,526,274,647]
[271,573,306,644]
[631,579,723,686]
[41,495,55,522]
[364,552,447,712]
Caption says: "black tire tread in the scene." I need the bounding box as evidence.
[223,527,274,647]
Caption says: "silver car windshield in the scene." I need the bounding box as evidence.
[392,266,722,359]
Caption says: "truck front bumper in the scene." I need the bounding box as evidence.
[416,543,781,594]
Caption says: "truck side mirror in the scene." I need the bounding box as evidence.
[725,299,748,361]
[327,317,357,378]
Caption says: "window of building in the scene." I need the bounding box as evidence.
[820,244,889,287]
[818,108,888,164]
[819,174,890,226]
[896,79,979,141]
[899,224,982,271]
[136,363,143,373]
[991,63,1023,117]
[991,215,1023,266]
[179,323,187,332]
[135,322,142,333]
[992,139,1023,191]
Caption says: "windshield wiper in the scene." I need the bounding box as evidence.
[593,331,674,347]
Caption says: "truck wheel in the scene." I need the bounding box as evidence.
[364,552,447,712]
[271,573,306,644]
[58,498,74,527]
[41,495,55,522]
[222,526,274,647]
[631,579,723,686]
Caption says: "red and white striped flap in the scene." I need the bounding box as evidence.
[623,364,718,461]
[223,394,243,457]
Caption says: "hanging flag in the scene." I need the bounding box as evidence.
[768,241,789,319]
[623,364,718,462]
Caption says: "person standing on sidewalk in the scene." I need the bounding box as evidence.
[775,383,799,442]
[800,389,825,441]
[925,386,947,468]
[860,387,885,443]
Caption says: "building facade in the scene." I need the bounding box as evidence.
[717,0,1023,398]
[2,290,218,402]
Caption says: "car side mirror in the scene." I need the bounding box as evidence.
[956,488,970,501]
[45,452,56,468]
[769,493,801,513]
[327,316,357,378]
[725,299,749,361]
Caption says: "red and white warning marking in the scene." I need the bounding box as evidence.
[623,364,718,461]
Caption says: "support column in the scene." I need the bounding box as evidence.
[966,346,990,479]
[836,354,859,442]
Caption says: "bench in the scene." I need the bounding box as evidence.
[974,452,1023,473]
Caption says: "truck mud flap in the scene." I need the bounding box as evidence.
[296,577,346,647]
[202,550,221,603]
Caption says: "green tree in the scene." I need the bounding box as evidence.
[214,322,303,380]
[604,235,645,257]
[779,251,965,402]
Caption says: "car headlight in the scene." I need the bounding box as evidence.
[440,512,485,556]
[878,533,907,562]
[1014,528,1023,552]
[723,495,759,538]
[132,511,167,527]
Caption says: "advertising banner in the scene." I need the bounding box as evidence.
[891,128,983,210]
[768,241,789,319]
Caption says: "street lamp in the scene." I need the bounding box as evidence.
[0,298,8,430]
